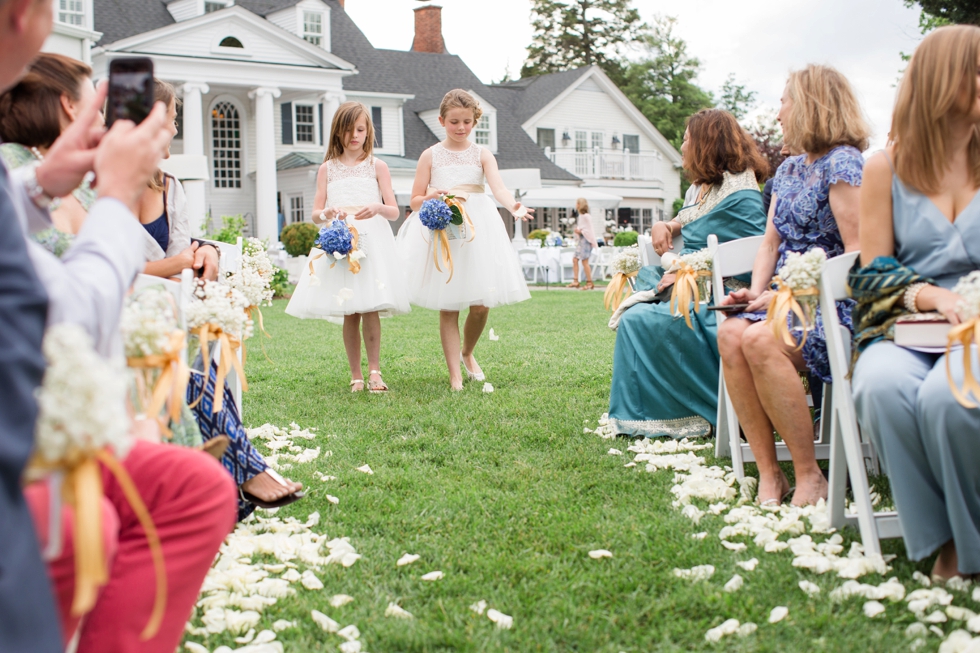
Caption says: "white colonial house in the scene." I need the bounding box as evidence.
[42,0,102,64]
[71,0,680,243]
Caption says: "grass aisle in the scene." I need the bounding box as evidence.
[208,289,929,652]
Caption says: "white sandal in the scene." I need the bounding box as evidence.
[367,370,388,393]
[350,378,365,393]
[460,354,485,382]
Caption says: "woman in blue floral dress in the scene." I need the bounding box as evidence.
[717,65,867,506]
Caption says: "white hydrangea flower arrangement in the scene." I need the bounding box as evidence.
[34,324,130,464]
[185,280,254,342]
[228,237,275,309]
[120,287,178,359]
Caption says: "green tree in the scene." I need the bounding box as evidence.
[904,0,980,25]
[620,15,714,151]
[521,0,645,84]
[718,73,757,122]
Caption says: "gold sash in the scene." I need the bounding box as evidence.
[670,263,711,329]
[946,318,980,408]
[424,186,481,283]
[765,277,818,350]
[126,331,189,439]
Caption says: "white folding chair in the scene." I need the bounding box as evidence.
[637,234,654,267]
[518,248,544,283]
[558,247,576,283]
[211,235,243,278]
[821,252,898,556]
[592,246,613,279]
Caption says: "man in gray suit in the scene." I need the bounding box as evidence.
[0,0,173,649]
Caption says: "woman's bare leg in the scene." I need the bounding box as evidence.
[343,314,364,387]
[440,310,463,390]
[717,318,789,504]
[361,312,383,386]
[741,321,827,506]
[582,259,593,283]
[932,540,961,580]
[461,305,489,378]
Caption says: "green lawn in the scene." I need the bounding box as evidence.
[185,289,957,652]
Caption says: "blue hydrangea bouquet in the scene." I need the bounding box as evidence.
[309,218,364,281]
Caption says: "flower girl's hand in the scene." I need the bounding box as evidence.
[318,207,342,224]
[511,203,533,221]
[426,188,448,201]
[354,203,385,220]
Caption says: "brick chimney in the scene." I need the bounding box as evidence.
[411,5,446,54]
[337,0,344,8]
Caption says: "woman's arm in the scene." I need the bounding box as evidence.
[353,159,400,221]
[829,180,861,253]
[144,242,198,278]
[482,148,532,219]
[165,177,192,257]
[410,149,442,211]
[858,152,895,265]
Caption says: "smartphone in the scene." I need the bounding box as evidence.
[105,57,155,127]
[707,304,750,314]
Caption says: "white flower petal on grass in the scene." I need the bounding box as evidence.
[253,630,277,645]
[923,611,949,624]
[326,495,340,505]
[281,569,301,582]
[397,553,421,567]
[906,623,929,638]
[310,610,339,633]
[588,549,613,559]
[721,540,747,552]
[800,580,821,596]
[681,504,704,525]
[948,577,973,593]
[339,641,362,653]
[185,643,209,653]
[624,462,637,468]
[864,601,886,618]
[724,574,743,593]
[482,382,494,393]
[948,606,978,622]
[691,532,708,540]
[769,606,789,623]
[337,625,360,641]
[914,571,932,587]
[736,558,760,572]
[421,570,444,581]
[486,609,513,630]
[300,570,323,590]
[673,565,714,582]
[940,630,976,653]
[356,465,374,475]
[271,620,295,632]
[931,625,946,638]
[968,615,980,633]
[385,602,414,619]
[974,587,980,603]
[488,328,499,341]
[263,564,285,573]
[470,600,487,615]
[607,448,623,456]
[234,629,256,644]
[737,622,758,637]
[330,594,355,608]
[705,618,740,643]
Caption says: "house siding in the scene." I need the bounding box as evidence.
[143,20,318,67]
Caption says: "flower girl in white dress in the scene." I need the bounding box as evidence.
[398,89,532,390]
[286,102,409,392]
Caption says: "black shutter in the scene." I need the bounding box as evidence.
[318,103,324,145]
[371,106,383,149]
[281,102,293,145]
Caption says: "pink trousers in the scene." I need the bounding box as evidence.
[25,441,237,652]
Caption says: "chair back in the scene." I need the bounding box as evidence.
[637,234,655,267]
[214,236,243,277]
[708,234,764,308]
[518,249,539,265]
[819,251,860,383]
[558,247,576,264]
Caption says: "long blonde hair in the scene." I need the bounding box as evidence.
[892,25,980,194]
[783,65,869,155]
[325,101,374,162]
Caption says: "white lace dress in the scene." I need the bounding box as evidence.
[397,142,530,311]
[285,157,410,318]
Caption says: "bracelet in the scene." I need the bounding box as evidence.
[904,282,928,314]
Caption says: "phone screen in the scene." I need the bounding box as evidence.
[106,58,154,127]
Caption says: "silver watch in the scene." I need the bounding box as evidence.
[22,162,54,210]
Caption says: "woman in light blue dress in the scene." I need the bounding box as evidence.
[850,25,980,579]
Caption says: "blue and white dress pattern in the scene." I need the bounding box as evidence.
[741,146,863,383]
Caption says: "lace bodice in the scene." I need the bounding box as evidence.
[326,157,381,208]
[430,142,485,191]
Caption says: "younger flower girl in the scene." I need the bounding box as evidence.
[286,102,409,392]
[398,89,532,390]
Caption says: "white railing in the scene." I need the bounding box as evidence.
[546,148,663,182]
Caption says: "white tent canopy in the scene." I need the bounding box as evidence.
[520,186,622,211]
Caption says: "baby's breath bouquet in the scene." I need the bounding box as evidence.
[946,271,980,407]
[185,280,252,414]
[670,247,713,329]
[121,287,189,439]
[228,237,275,346]
[604,245,640,312]
[766,248,827,348]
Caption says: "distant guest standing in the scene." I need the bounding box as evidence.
[568,198,597,290]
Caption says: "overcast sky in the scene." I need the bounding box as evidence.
[345,0,926,151]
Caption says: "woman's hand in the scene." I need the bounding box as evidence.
[932,287,966,326]
[652,221,673,256]
[723,287,771,312]
[574,226,582,235]
[194,244,220,281]
[175,242,199,270]
[657,273,676,293]
[354,203,385,220]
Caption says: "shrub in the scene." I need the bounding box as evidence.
[270,266,290,298]
[280,222,318,257]
[613,230,638,247]
[208,214,246,244]
[528,229,549,246]
[672,197,685,218]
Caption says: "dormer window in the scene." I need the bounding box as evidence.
[474,115,491,146]
[219,36,244,48]
[204,1,226,12]
[58,0,84,25]
[303,11,323,47]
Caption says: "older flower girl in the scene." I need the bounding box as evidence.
[398,89,532,390]
[286,102,409,392]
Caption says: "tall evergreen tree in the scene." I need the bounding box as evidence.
[620,15,714,151]
[521,0,645,84]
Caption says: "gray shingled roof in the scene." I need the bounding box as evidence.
[94,0,174,46]
[234,0,304,17]
[323,0,578,181]
[278,152,417,171]
[492,67,591,124]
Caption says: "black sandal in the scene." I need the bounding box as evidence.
[241,468,305,509]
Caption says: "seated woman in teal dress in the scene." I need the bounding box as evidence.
[851,26,980,580]
[607,109,768,438]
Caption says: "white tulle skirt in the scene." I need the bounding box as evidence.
[285,215,410,319]
[397,194,530,311]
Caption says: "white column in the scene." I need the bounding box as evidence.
[320,92,343,146]
[180,82,209,235]
[249,86,281,241]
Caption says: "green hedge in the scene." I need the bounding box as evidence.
[280,222,318,257]
[613,230,638,247]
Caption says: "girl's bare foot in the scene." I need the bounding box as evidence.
[757,470,792,505]
[931,540,960,581]
[241,471,303,503]
[790,469,828,507]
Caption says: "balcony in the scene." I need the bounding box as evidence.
[546,148,663,182]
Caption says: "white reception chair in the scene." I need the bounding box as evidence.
[518,248,544,284]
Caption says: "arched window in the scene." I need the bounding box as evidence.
[219,36,244,48]
[211,101,241,189]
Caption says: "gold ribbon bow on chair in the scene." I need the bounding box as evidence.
[188,323,247,415]
[669,262,711,329]
[603,271,637,312]
[765,277,818,350]
[126,330,190,438]
[425,186,480,284]
[946,317,980,408]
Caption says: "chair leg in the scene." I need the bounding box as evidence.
[827,396,848,531]
[725,385,744,479]
[837,386,882,556]
[715,374,731,459]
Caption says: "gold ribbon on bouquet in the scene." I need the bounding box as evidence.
[603,271,637,312]
[308,211,363,279]
[187,323,247,415]
[245,305,272,363]
[126,330,190,439]
[765,277,818,350]
[946,317,980,408]
[670,263,711,329]
[28,448,167,640]
[425,186,480,284]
